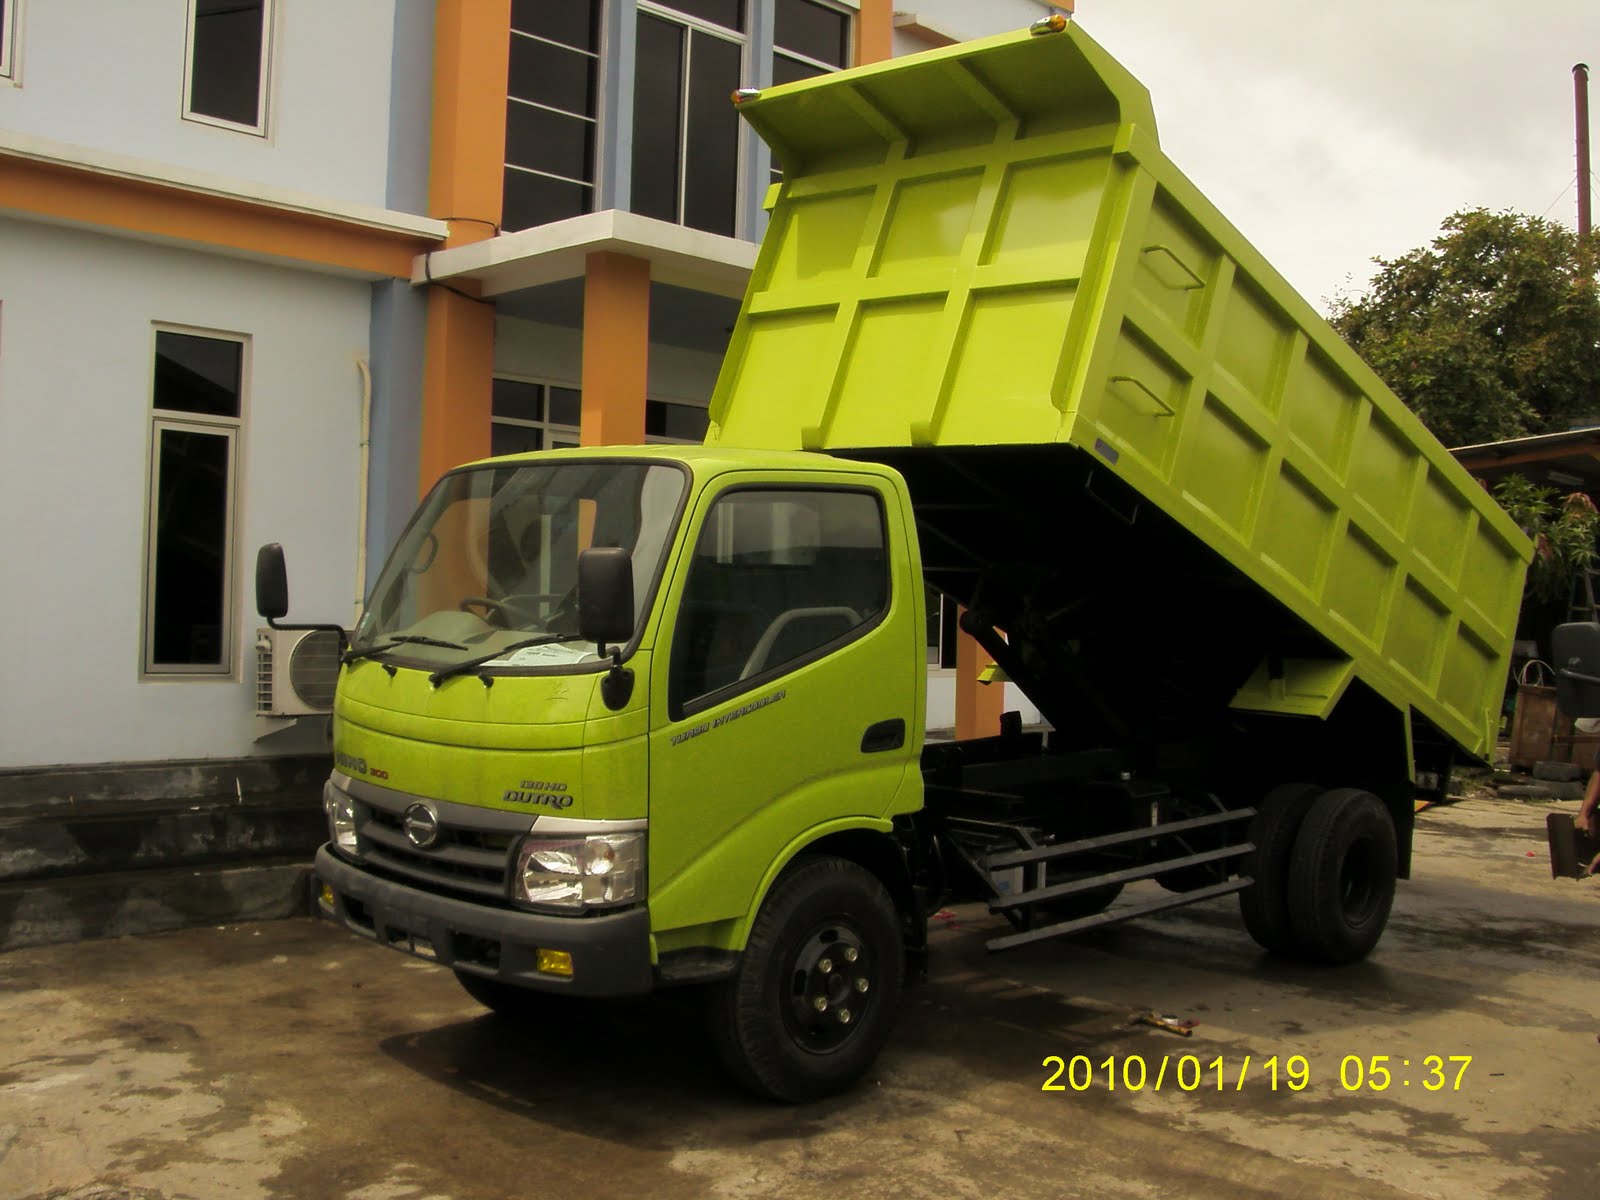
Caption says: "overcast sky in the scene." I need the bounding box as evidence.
[1070,0,1598,313]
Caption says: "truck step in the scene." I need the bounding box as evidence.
[987,877,1252,952]
[985,807,1256,870]
[989,842,1253,911]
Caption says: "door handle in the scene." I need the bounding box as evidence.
[860,718,906,754]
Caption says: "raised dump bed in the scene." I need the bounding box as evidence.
[708,18,1529,764]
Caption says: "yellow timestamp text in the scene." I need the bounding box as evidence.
[1040,1053,1472,1093]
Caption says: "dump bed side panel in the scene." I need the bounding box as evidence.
[709,22,1530,760]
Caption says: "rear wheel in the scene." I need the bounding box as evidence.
[1287,788,1397,964]
[1238,783,1322,954]
[709,856,902,1103]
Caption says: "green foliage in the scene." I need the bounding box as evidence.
[1492,474,1599,606]
[1330,210,1600,448]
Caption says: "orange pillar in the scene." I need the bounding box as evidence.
[857,0,893,65]
[419,291,497,488]
[417,0,510,493]
[954,608,1006,741]
[581,252,651,446]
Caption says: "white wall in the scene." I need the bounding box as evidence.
[0,220,371,768]
[0,0,397,208]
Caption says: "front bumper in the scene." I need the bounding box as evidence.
[314,845,654,997]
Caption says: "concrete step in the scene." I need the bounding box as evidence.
[0,858,313,951]
[0,793,324,883]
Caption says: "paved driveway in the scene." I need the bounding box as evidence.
[3,798,1596,1200]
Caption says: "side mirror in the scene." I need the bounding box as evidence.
[1553,622,1600,717]
[578,547,635,649]
[256,543,289,623]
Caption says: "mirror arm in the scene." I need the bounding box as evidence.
[597,642,635,710]
[1559,667,1600,687]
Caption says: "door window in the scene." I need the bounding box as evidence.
[671,488,887,713]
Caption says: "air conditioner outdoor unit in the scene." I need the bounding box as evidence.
[256,627,342,717]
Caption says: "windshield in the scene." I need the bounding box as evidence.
[352,460,687,672]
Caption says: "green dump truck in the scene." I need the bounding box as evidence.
[261,18,1531,1101]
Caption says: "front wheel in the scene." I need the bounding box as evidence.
[708,856,903,1103]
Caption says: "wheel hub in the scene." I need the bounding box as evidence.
[786,924,872,1051]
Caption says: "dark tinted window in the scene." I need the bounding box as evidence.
[646,400,710,441]
[773,54,827,87]
[504,169,590,231]
[632,14,685,224]
[548,387,582,427]
[506,103,593,182]
[508,33,595,112]
[491,423,542,457]
[683,32,741,235]
[775,0,848,67]
[154,332,242,418]
[189,0,266,127]
[662,0,744,32]
[511,0,597,51]
[151,429,230,665]
[493,378,544,423]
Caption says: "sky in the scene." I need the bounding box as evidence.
[1069,0,1599,313]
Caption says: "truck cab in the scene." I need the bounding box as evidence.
[301,448,929,1096]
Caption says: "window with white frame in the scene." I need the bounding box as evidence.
[183,0,273,133]
[504,0,600,231]
[0,0,19,82]
[770,0,850,183]
[633,2,746,236]
[492,377,583,455]
[144,329,246,676]
[492,379,711,453]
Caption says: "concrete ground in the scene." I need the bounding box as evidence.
[3,797,1597,1200]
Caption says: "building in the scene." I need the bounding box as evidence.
[0,0,1063,781]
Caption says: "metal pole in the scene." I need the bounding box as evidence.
[1577,63,1592,239]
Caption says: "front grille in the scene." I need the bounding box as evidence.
[355,801,516,900]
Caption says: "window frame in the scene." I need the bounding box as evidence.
[768,0,852,184]
[669,483,891,720]
[141,326,248,680]
[636,1,749,235]
[181,0,275,137]
[1,0,21,83]
[503,3,602,230]
[490,375,583,455]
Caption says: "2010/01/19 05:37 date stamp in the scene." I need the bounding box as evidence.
[1041,1054,1474,1093]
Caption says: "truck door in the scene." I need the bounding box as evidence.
[646,475,920,940]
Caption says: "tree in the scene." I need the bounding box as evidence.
[1330,209,1600,448]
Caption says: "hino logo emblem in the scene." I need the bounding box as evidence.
[402,803,440,848]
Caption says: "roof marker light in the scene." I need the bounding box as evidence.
[1030,13,1069,35]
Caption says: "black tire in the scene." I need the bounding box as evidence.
[708,856,903,1103]
[1238,783,1323,954]
[454,970,583,1021]
[1287,788,1397,964]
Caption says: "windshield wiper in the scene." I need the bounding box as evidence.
[428,635,578,685]
[341,634,469,665]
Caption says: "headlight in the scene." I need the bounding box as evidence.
[514,832,644,909]
[323,783,357,852]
